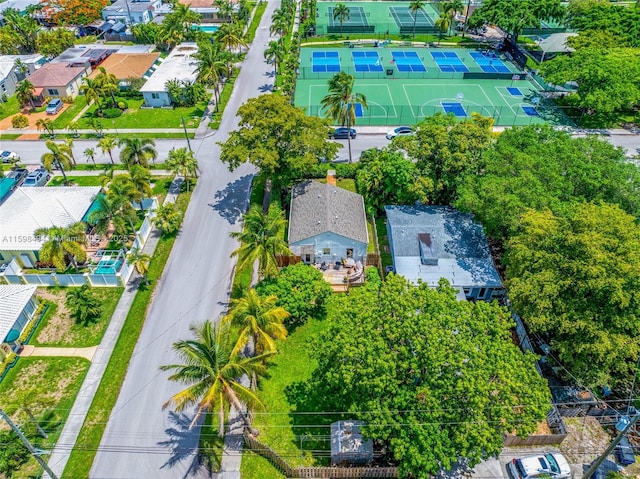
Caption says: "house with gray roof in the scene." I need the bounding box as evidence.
[385,205,503,301]
[288,176,368,265]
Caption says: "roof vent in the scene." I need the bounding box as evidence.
[418,233,438,266]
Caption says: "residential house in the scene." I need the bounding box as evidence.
[385,205,504,301]
[0,186,101,268]
[27,62,90,100]
[0,284,39,352]
[88,52,159,88]
[101,0,161,26]
[178,0,236,23]
[0,54,45,97]
[139,43,198,107]
[288,173,368,265]
[50,46,118,68]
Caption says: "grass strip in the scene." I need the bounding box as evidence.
[246,1,267,43]
[71,162,170,171]
[49,132,193,140]
[62,191,193,478]
[209,68,239,129]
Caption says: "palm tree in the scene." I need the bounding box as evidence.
[119,138,157,168]
[80,76,103,107]
[154,203,183,234]
[61,137,77,166]
[84,147,97,166]
[127,247,151,286]
[441,0,463,35]
[128,164,153,209]
[321,71,368,164]
[409,0,425,38]
[166,147,199,192]
[15,79,35,108]
[88,194,133,243]
[223,289,289,357]
[333,3,350,37]
[161,320,274,432]
[41,140,73,185]
[98,136,117,164]
[435,11,451,44]
[193,41,228,106]
[264,39,286,86]
[34,222,87,270]
[66,285,102,326]
[35,118,54,137]
[67,121,80,138]
[270,8,290,37]
[215,22,247,55]
[230,204,292,279]
[94,66,119,108]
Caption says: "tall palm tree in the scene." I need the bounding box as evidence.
[88,194,133,243]
[230,204,292,279]
[264,39,286,86]
[161,320,274,432]
[269,8,290,37]
[98,136,117,164]
[215,22,247,55]
[41,140,73,185]
[441,0,463,35]
[80,76,103,107]
[34,222,87,270]
[67,121,80,138]
[435,11,451,44]
[166,147,199,192]
[409,0,425,38]
[35,118,54,137]
[119,138,158,168]
[84,147,97,166]
[127,247,152,286]
[193,41,228,106]
[224,289,289,356]
[321,71,368,164]
[94,66,119,108]
[15,79,35,108]
[333,3,350,38]
[128,164,153,209]
[61,137,77,166]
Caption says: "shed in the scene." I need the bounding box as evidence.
[330,421,373,465]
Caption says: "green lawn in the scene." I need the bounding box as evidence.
[246,1,268,43]
[62,191,193,479]
[0,357,91,478]
[78,98,205,129]
[71,162,170,171]
[48,175,105,186]
[32,288,123,347]
[0,95,21,120]
[51,96,88,130]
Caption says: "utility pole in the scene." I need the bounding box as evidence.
[24,407,48,439]
[181,116,192,152]
[0,409,59,479]
[583,411,639,479]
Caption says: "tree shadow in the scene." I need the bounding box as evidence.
[158,410,216,478]
[209,174,252,224]
[258,83,273,93]
[264,71,275,78]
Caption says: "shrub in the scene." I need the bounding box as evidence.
[11,114,29,129]
[103,108,122,118]
[117,100,128,110]
[61,96,74,104]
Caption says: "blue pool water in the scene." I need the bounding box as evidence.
[193,24,219,33]
[94,259,123,275]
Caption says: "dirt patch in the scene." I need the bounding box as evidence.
[559,416,611,464]
[35,288,74,344]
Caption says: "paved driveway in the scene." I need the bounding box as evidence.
[89,4,278,478]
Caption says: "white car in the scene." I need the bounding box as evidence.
[507,453,572,479]
[1,150,19,163]
[386,126,413,140]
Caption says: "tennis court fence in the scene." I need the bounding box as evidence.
[315,23,439,35]
[302,103,576,127]
[299,65,527,80]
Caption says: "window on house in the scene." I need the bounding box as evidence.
[151,93,160,99]
[478,288,487,298]
[47,88,59,96]
[303,254,312,263]
[322,248,331,255]
[346,248,353,258]
[69,84,74,93]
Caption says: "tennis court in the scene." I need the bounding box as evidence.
[296,47,572,127]
[469,51,512,74]
[431,51,469,73]
[316,1,439,35]
[312,51,341,73]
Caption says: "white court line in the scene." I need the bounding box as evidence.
[307,83,397,118]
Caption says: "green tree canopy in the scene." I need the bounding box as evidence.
[255,263,333,328]
[219,95,338,183]
[455,125,640,240]
[308,275,550,477]
[566,0,640,47]
[356,149,432,216]
[505,202,640,388]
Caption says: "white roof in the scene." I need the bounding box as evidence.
[0,186,100,250]
[536,33,578,53]
[0,285,37,342]
[0,54,41,81]
[140,43,198,93]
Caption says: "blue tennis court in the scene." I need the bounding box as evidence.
[469,51,511,74]
[507,87,523,96]
[349,102,364,117]
[391,51,427,72]
[312,51,341,73]
[522,106,540,117]
[352,51,383,72]
[431,51,469,73]
[442,101,467,117]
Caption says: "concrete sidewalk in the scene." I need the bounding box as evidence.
[20,345,98,362]
[43,177,184,479]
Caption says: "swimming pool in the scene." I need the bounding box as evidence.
[94,259,123,275]
[193,24,219,33]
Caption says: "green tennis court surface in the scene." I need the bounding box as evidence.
[296,48,572,127]
[316,1,440,35]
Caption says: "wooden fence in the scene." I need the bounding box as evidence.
[503,433,568,447]
[243,432,398,478]
[275,254,302,267]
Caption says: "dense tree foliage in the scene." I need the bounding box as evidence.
[394,113,494,205]
[566,0,640,48]
[219,95,338,183]
[255,263,333,328]
[0,430,30,477]
[309,275,550,477]
[456,125,640,240]
[505,203,640,388]
[356,149,431,216]
[0,9,38,54]
[468,0,564,42]
[36,28,76,58]
[49,0,109,25]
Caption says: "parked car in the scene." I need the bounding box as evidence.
[45,98,63,115]
[507,453,572,479]
[386,126,413,139]
[331,127,357,139]
[22,168,50,187]
[1,150,19,163]
[6,168,28,187]
[615,436,636,465]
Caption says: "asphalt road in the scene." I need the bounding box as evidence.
[88,3,280,478]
